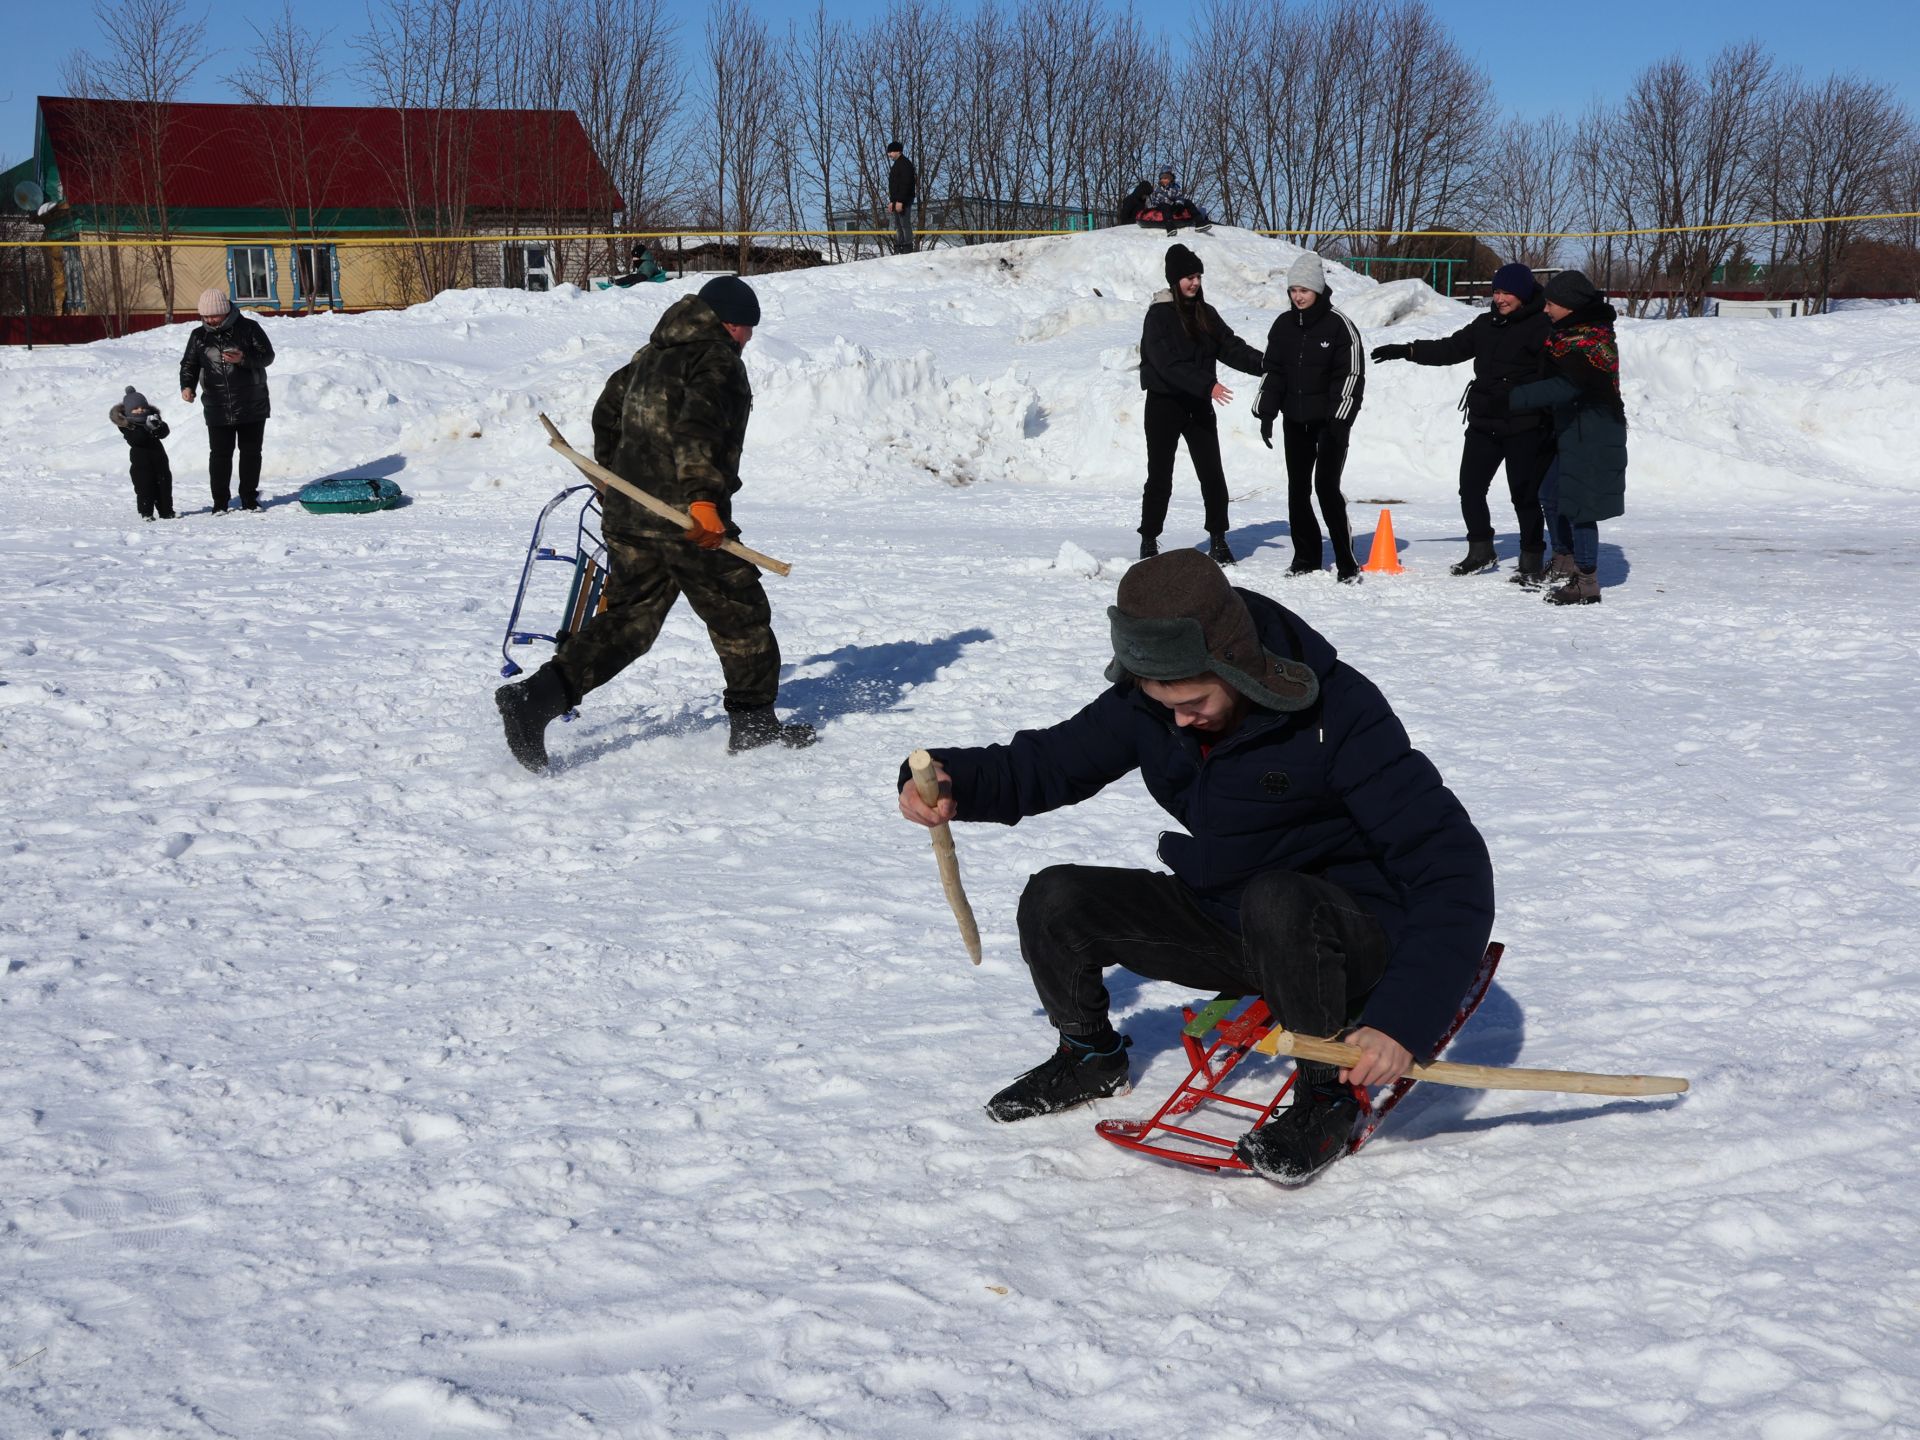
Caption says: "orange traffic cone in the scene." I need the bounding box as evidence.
[1361,508,1404,574]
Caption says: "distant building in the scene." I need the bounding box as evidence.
[3,96,622,331]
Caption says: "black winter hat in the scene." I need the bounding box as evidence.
[1165,243,1204,287]
[1105,550,1319,713]
[1543,270,1601,310]
[885,140,904,155]
[698,275,762,328]
[121,385,151,412]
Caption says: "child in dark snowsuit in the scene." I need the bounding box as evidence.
[110,386,175,520]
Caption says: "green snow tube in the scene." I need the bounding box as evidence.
[298,477,405,514]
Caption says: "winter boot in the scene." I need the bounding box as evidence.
[1285,560,1319,578]
[1545,569,1601,606]
[1208,533,1236,566]
[1545,551,1577,582]
[1335,567,1362,585]
[1509,548,1546,585]
[495,662,574,773]
[986,1033,1132,1122]
[1234,1067,1362,1184]
[727,706,819,753]
[1139,534,1159,560]
[1449,539,1498,576]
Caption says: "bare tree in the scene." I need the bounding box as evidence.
[1476,113,1579,269]
[705,0,782,270]
[567,0,683,271]
[62,0,208,321]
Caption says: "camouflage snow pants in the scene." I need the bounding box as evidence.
[554,533,781,711]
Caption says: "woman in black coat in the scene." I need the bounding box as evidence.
[1509,270,1626,607]
[1138,243,1264,564]
[179,288,275,513]
[1256,252,1366,580]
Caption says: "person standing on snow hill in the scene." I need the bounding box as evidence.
[1507,270,1626,607]
[109,386,174,521]
[494,276,818,771]
[1138,243,1265,565]
[1370,262,1554,581]
[885,140,917,255]
[179,288,274,514]
[897,549,1495,1186]
[1256,252,1367,581]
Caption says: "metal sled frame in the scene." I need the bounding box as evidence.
[499,483,607,680]
[1096,942,1503,1172]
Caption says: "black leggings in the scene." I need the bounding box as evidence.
[1282,418,1357,572]
[208,421,266,510]
[1141,390,1229,539]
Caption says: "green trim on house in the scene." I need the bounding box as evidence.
[48,206,419,240]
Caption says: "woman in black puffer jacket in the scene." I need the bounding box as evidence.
[179,287,275,513]
[1137,243,1264,565]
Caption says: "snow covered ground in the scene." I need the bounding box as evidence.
[3,227,1918,1438]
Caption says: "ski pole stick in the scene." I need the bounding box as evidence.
[908,749,982,966]
[1253,1029,1689,1097]
[536,414,793,577]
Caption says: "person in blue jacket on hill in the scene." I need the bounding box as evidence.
[897,549,1495,1185]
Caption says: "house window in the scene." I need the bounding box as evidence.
[503,242,552,292]
[228,245,275,305]
[292,244,339,307]
[62,247,86,310]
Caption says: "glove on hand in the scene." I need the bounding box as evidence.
[1259,415,1274,448]
[1369,343,1411,363]
[682,500,727,549]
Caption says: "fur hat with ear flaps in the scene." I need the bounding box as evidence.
[1105,550,1319,712]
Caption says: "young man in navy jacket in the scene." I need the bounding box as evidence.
[898,550,1494,1184]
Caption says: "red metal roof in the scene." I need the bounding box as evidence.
[39,97,623,215]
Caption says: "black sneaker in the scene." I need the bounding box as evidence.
[986,1034,1132,1122]
[1208,534,1235,566]
[1234,1075,1362,1184]
[1336,569,1362,585]
[728,707,819,753]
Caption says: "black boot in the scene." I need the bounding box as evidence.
[1509,548,1545,585]
[495,662,574,773]
[728,706,819,753]
[1234,1067,1362,1184]
[1449,539,1498,576]
[986,1034,1132,1122]
[1208,533,1236,566]
[1139,534,1159,560]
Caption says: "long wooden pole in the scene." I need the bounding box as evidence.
[1254,1029,1688,1097]
[536,413,793,578]
[908,750,981,965]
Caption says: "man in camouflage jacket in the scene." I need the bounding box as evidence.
[495,276,816,771]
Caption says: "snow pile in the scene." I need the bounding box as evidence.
[3,227,1920,1438]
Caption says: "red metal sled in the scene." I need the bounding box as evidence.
[1095,942,1504,1171]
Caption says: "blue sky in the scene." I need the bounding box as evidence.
[6,0,1917,174]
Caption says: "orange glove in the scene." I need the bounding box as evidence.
[682,501,726,549]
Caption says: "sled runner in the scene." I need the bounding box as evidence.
[498,482,608,680]
[1096,942,1503,1171]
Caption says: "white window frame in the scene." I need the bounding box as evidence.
[291,243,341,308]
[502,241,553,293]
[227,244,277,306]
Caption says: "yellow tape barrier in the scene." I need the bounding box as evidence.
[3,210,1915,249]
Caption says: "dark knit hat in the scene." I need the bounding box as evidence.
[1105,550,1319,712]
[1165,243,1204,287]
[121,385,151,412]
[1489,262,1536,301]
[885,140,904,155]
[1543,270,1601,310]
[698,275,761,328]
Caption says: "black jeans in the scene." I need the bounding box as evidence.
[208,420,266,510]
[1016,865,1390,1057]
[892,207,914,254]
[1141,390,1229,539]
[1459,425,1552,550]
[1281,417,1357,572]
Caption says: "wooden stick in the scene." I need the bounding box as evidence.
[908,749,981,965]
[536,413,793,577]
[1253,1029,1689,1097]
